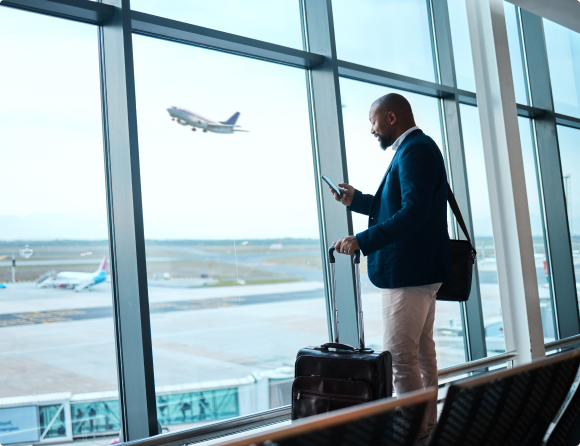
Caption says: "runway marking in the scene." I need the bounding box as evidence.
[0,289,324,328]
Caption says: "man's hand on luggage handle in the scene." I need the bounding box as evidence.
[330,183,354,207]
[334,236,360,256]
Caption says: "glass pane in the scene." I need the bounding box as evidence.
[447,0,476,91]
[460,104,506,354]
[0,7,118,444]
[340,77,467,368]
[133,35,325,425]
[544,19,580,119]
[503,2,528,105]
[461,109,550,349]
[448,0,529,103]
[520,118,555,341]
[333,0,436,82]
[557,125,580,306]
[131,0,303,50]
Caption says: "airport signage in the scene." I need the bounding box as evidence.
[0,406,40,445]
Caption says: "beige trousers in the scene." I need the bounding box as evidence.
[381,282,441,442]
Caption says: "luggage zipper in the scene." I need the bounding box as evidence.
[297,392,301,400]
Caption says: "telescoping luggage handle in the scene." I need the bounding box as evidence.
[328,246,366,351]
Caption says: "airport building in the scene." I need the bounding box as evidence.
[1,0,580,445]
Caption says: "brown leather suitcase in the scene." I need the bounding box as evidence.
[291,246,392,420]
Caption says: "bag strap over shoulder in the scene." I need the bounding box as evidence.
[447,183,473,244]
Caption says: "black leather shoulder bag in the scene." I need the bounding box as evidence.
[437,184,477,302]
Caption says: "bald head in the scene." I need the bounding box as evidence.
[369,93,416,150]
[370,93,414,120]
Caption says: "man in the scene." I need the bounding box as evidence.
[331,93,452,443]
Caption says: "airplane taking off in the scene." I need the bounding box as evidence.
[167,107,249,134]
[37,256,108,292]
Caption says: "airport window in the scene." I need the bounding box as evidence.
[460,109,554,350]
[0,7,117,444]
[5,0,580,443]
[460,104,506,354]
[131,0,303,50]
[447,0,476,92]
[556,125,580,308]
[503,2,529,106]
[447,0,529,103]
[544,19,580,119]
[332,0,436,82]
[520,117,555,342]
[339,78,467,367]
[132,35,325,424]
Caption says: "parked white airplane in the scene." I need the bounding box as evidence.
[166,107,249,133]
[37,256,108,292]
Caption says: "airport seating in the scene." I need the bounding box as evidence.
[211,388,437,446]
[544,370,580,446]
[428,350,580,446]
[205,350,580,446]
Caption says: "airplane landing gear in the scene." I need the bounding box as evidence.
[203,129,207,133]
[171,118,175,121]
[191,127,197,131]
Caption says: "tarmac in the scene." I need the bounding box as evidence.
[0,280,467,400]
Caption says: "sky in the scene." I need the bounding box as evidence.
[447,0,528,105]
[332,0,435,83]
[544,19,580,119]
[0,1,576,241]
[131,0,303,50]
[0,8,107,240]
[131,35,318,240]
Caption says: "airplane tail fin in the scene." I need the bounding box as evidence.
[96,256,108,273]
[219,112,240,126]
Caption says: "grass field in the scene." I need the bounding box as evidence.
[0,241,321,283]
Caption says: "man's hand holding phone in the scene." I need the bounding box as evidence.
[321,175,355,207]
[332,183,354,207]
[321,175,359,256]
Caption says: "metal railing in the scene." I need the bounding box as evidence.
[122,405,291,446]
[545,334,580,352]
[120,350,524,446]
[118,338,580,446]
[437,351,518,380]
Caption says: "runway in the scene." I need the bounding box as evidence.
[0,287,325,328]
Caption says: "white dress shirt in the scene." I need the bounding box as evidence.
[391,125,420,151]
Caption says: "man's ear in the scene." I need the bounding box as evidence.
[388,111,397,125]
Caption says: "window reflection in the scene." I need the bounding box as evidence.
[333,0,436,82]
[340,78,467,368]
[133,35,325,425]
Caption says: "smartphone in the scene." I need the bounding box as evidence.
[321,175,343,199]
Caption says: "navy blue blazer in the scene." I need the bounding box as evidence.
[349,129,452,289]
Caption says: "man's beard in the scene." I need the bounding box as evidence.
[378,133,391,150]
